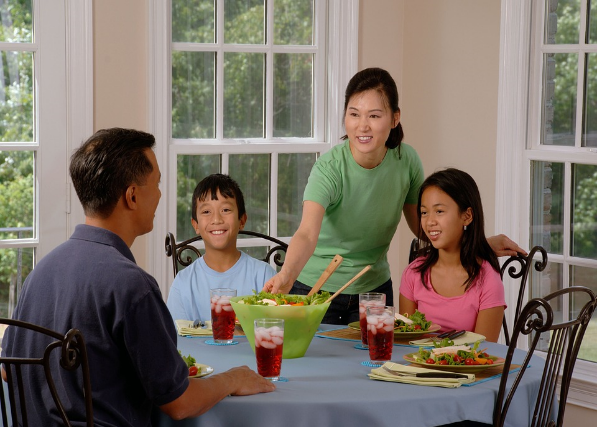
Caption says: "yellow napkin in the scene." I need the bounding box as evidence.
[409,331,486,346]
[368,362,475,388]
[175,319,213,336]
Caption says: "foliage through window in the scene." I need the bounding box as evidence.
[170,0,325,266]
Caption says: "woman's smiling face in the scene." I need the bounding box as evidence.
[344,89,400,169]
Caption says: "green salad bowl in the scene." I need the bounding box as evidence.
[230,295,330,359]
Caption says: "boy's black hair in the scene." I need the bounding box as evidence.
[415,168,500,290]
[191,174,246,221]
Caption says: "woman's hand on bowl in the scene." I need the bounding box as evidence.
[263,272,293,294]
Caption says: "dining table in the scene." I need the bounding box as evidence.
[154,324,548,427]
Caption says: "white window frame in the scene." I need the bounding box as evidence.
[0,0,92,259]
[497,0,597,409]
[148,0,359,296]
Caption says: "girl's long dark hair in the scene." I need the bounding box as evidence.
[415,168,500,290]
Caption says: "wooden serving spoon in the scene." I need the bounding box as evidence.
[324,265,372,303]
[307,254,343,296]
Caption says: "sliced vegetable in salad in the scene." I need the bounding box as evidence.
[179,351,198,376]
[394,309,432,332]
[414,340,498,366]
[236,291,331,306]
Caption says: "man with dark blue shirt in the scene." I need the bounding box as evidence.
[1,128,274,426]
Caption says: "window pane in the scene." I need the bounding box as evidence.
[277,153,316,236]
[544,0,580,44]
[530,161,564,253]
[0,150,33,240]
[541,53,577,146]
[0,0,32,43]
[172,51,215,139]
[0,247,33,318]
[223,53,264,138]
[172,0,215,43]
[273,54,313,137]
[0,51,33,142]
[588,0,597,43]
[570,265,597,363]
[529,261,563,352]
[572,164,597,259]
[583,53,597,147]
[224,0,264,44]
[176,154,221,241]
[274,0,314,45]
[229,154,269,234]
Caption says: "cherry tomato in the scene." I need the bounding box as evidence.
[453,355,462,363]
[439,359,449,365]
[426,358,435,364]
[188,366,198,376]
[414,325,421,330]
[486,359,494,365]
[464,358,475,365]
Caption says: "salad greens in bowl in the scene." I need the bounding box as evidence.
[230,291,331,359]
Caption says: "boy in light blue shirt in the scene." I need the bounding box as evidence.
[167,174,276,322]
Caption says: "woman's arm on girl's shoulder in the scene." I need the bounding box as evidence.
[263,201,325,294]
[473,306,505,343]
[402,203,419,236]
[487,234,527,257]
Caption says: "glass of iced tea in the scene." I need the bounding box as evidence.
[358,293,386,347]
[366,305,395,364]
[254,318,284,381]
[210,288,237,343]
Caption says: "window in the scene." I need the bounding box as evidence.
[497,0,597,408]
[149,0,358,290]
[0,0,92,319]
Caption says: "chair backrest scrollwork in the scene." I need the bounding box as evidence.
[165,231,288,278]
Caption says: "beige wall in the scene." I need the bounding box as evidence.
[93,0,149,268]
[93,1,592,422]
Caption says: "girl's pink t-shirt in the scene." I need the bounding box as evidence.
[399,259,506,333]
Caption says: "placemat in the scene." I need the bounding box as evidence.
[315,327,438,346]
[463,364,521,386]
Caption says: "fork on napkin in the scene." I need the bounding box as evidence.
[368,362,475,388]
[175,319,213,336]
[409,331,486,346]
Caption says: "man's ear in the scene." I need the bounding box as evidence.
[125,185,137,210]
[239,213,248,230]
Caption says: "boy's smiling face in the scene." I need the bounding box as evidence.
[192,189,247,254]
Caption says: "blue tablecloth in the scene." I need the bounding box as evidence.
[156,325,547,427]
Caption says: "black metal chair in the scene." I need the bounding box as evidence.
[0,319,94,426]
[500,246,548,345]
[165,230,288,278]
[493,286,597,427]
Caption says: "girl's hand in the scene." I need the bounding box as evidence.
[487,234,527,257]
[263,271,293,294]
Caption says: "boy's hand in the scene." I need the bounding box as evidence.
[263,272,293,294]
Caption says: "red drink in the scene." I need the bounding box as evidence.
[210,293,236,343]
[254,321,284,381]
[358,293,386,346]
[366,306,394,363]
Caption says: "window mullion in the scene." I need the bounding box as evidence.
[270,152,278,237]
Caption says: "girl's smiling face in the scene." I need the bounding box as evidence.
[420,186,472,253]
[344,89,400,169]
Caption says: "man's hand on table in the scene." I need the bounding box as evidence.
[225,366,277,396]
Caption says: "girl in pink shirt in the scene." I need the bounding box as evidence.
[399,168,506,342]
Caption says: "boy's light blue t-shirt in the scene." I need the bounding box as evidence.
[167,251,276,322]
[298,141,424,294]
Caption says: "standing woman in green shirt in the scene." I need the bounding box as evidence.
[263,68,522,325]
